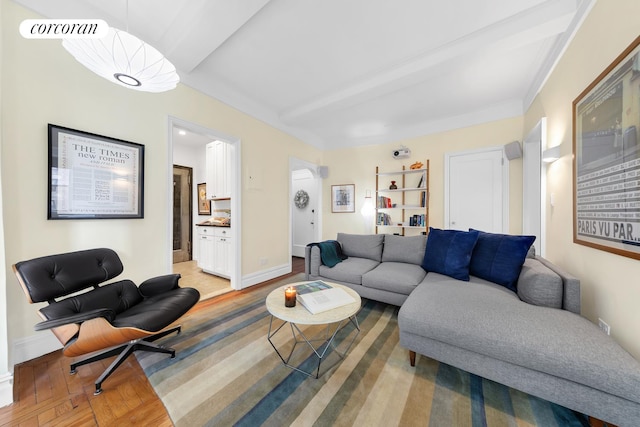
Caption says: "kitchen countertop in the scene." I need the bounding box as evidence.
[196,223,231,227]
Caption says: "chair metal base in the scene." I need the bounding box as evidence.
[69,325,182,395]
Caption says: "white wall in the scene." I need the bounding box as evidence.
[524,0,640,358]
[321,116,525,240]
[1,1,322,366]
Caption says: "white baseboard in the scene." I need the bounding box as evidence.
[13,332,62,365]
[0,372,13,408]
[241,263,292,289]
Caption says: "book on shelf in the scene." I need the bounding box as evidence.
[294,281,356,314]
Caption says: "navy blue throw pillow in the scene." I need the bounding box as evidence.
[469,229,536,292]
[421,227,479,281]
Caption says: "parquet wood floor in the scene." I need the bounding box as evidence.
[0,257,305,427]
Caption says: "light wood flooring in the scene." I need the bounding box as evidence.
[0,257,305,427]
[172,260,231,300]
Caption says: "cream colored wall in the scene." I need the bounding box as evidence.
[322,116,524,239]
[1,1,321,361]
[524,0,640,358]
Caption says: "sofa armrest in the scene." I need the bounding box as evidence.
[535,256,581,314]
[305,245,322,279]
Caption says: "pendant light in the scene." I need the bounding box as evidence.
[62,1,179,92]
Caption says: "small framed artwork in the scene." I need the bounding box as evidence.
[197,182,210,215]
[331,184,355,213]
[48,124,144,219]
[573,36,640,260]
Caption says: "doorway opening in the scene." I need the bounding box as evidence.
[173,165,193,263]
[167,116,242,299]
[290,158,323,260]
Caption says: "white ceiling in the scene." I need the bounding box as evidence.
[13,0,593,150]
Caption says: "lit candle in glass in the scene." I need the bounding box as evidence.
[284,287,296,307]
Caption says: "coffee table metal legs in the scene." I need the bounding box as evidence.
[267,315,360,378]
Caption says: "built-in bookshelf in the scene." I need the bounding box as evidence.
[375,160,429,235]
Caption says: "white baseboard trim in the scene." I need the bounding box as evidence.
[13,332,62,365]
[0,372,13,408]
[241,263,292,289]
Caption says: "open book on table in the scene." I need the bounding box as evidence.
[294,281,356,314]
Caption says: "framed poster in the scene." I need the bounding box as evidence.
[48,124,144,219]
[197,182,211,215]
[573,36,640,259]
[331,184,355,213]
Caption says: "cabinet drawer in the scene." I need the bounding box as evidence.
[213,227,231,238]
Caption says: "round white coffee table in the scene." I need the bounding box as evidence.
[266,281,361,378]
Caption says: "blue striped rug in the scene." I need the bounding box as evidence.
[136,274,589,426]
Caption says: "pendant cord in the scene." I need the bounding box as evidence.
[125,0,129,32]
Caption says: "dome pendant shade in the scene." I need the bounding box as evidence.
[62,27,179,93]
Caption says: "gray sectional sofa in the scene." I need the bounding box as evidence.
[304,232,640,426]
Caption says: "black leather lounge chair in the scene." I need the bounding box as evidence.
[13,248,200,395]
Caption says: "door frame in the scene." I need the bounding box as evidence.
[289,157,323,262]
[444,146,509,232]
[172,165,193,263]
[523,118,547,257]
[167,116,242,290]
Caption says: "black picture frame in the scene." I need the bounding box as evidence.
[48,124,145,219]
[573,36,640,259]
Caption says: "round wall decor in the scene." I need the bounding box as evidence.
[294,190,309,208]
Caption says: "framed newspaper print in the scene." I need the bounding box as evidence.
[573,36,640,259]
[48,124,145,219]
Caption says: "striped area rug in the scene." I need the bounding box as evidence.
[136,274,589,426]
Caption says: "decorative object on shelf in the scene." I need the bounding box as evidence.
[197,183,211,215]
[573,35,640,260]
[48,124,144,219]
[61,1,179,92]
[331,184,355,213]
[389,181,398,190]
[294,189,310,209]
[410,161,424,170]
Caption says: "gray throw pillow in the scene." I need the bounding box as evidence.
[517,258,563,308]
[382,234,427,265]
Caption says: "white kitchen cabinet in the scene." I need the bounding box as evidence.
[206,141,231,200]
[197,226,232,278]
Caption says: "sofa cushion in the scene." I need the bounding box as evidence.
[381,234,427,265]
[337,233,384,262]
[469,230,536,292]
[318,257,379,284]
[399,275,640,405]
[517,258,563,308]
[362,262,427,295]
[421,228,479,281]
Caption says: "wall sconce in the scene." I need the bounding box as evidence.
[542,145,561,163]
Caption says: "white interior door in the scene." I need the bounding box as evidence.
[290,158,322,259]
[523,118,546,256]
[445,147,508,232]
[291,169,318,257]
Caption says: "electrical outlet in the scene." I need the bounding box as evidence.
[598,318,611,335]
[259,257,268,266]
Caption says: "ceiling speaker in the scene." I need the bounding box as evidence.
[504,141,522,160]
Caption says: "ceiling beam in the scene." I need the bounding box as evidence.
[160,0,272,73]
[279,0,578,125]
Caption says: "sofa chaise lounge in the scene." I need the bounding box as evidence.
[305,231,640,426]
